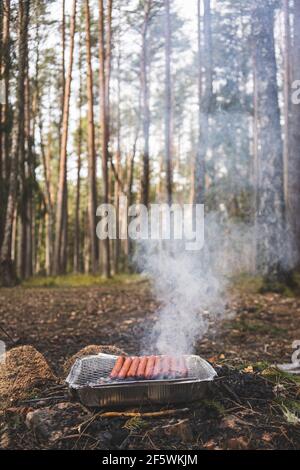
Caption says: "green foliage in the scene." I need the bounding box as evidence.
[202,399,226,416]
[123,416,148,431]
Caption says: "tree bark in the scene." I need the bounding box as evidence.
[60,0,68,274]
[141,0,151,207]
[24,69,33,279]
[85,0,98,274]
[98,0,112,278]
[252,0,285,279]
[39,113,53,275]
[0,0,10,183]
[283,0,291,207]
[194,0,212,205]
[53,0,77,275]
[0,0,30,286]
[164,0,173,205]
[288,0,300,263]
[74,29,83,274]
[114,26,122,274]
[0,1,3,185]
[0,0,10,249]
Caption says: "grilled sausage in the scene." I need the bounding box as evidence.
[161,355,171,379]
[169,356,178,378]
[110,356,125,379]
[175,356,186,378]
[136,356,148,379]
[144,355,156,379]
[127,357,140,378]
[152,356,162,379]
[179,356,188,378]
[117,357,133,380]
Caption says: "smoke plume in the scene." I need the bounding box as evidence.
[135,213,255,355]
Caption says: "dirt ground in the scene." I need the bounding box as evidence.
[0,278,300,450]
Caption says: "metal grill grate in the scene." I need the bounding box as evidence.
[66,353,217,389]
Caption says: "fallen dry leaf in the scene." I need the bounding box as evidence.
[203,439,217,450]
[208,355,218,363]
[226,437,248,450]
[262,432,273,442]
[220,416,239,430]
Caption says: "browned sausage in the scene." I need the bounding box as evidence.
[127,357,140,378]
[169,356,178,378]
[110,356,125,379]
[161,355,171,379]
[117,357,133,380]
[136,356,148,379]
[144,355,156,379]
[175,356,186,378]
[152,356,162,379]
[179,356,188,378]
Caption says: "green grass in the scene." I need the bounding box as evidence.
[261,366,300,385]
[227,319,285,336]
[202,399,226,416]
[232,272,300,297]
[231,273,265,294]
[22,273,142,288]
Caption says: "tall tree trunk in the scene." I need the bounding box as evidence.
[189,121,196,204]
[40,130,53,275]
[141,0,151,207]
[98,0,112,278]
[114,26,122,274]
[0,0,10,183]
[74,28,83,274]
[16,5,30,280]
[85,0,98,274]
[53,0,77,275]
[283,0,291,207]
[194,0,212,205]
[288,0,300,263]
[60,0,68,274]
[37,38,54,275]
[252,0,285,279]
[24,70,33,279]
[0,0,30,286]
[60,182,68,272]
[105,0,113,118]
[252,53,259,273]
[0,1,3,187]
[164,0,173,205]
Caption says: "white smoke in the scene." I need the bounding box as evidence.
[135,213,255,355]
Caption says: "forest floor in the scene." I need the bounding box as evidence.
[0,275,300,450]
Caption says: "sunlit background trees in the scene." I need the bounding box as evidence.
[0,0,299,285]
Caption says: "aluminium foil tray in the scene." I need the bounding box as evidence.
[66,353,217,408]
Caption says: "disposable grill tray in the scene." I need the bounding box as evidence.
[66,353,217,407]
